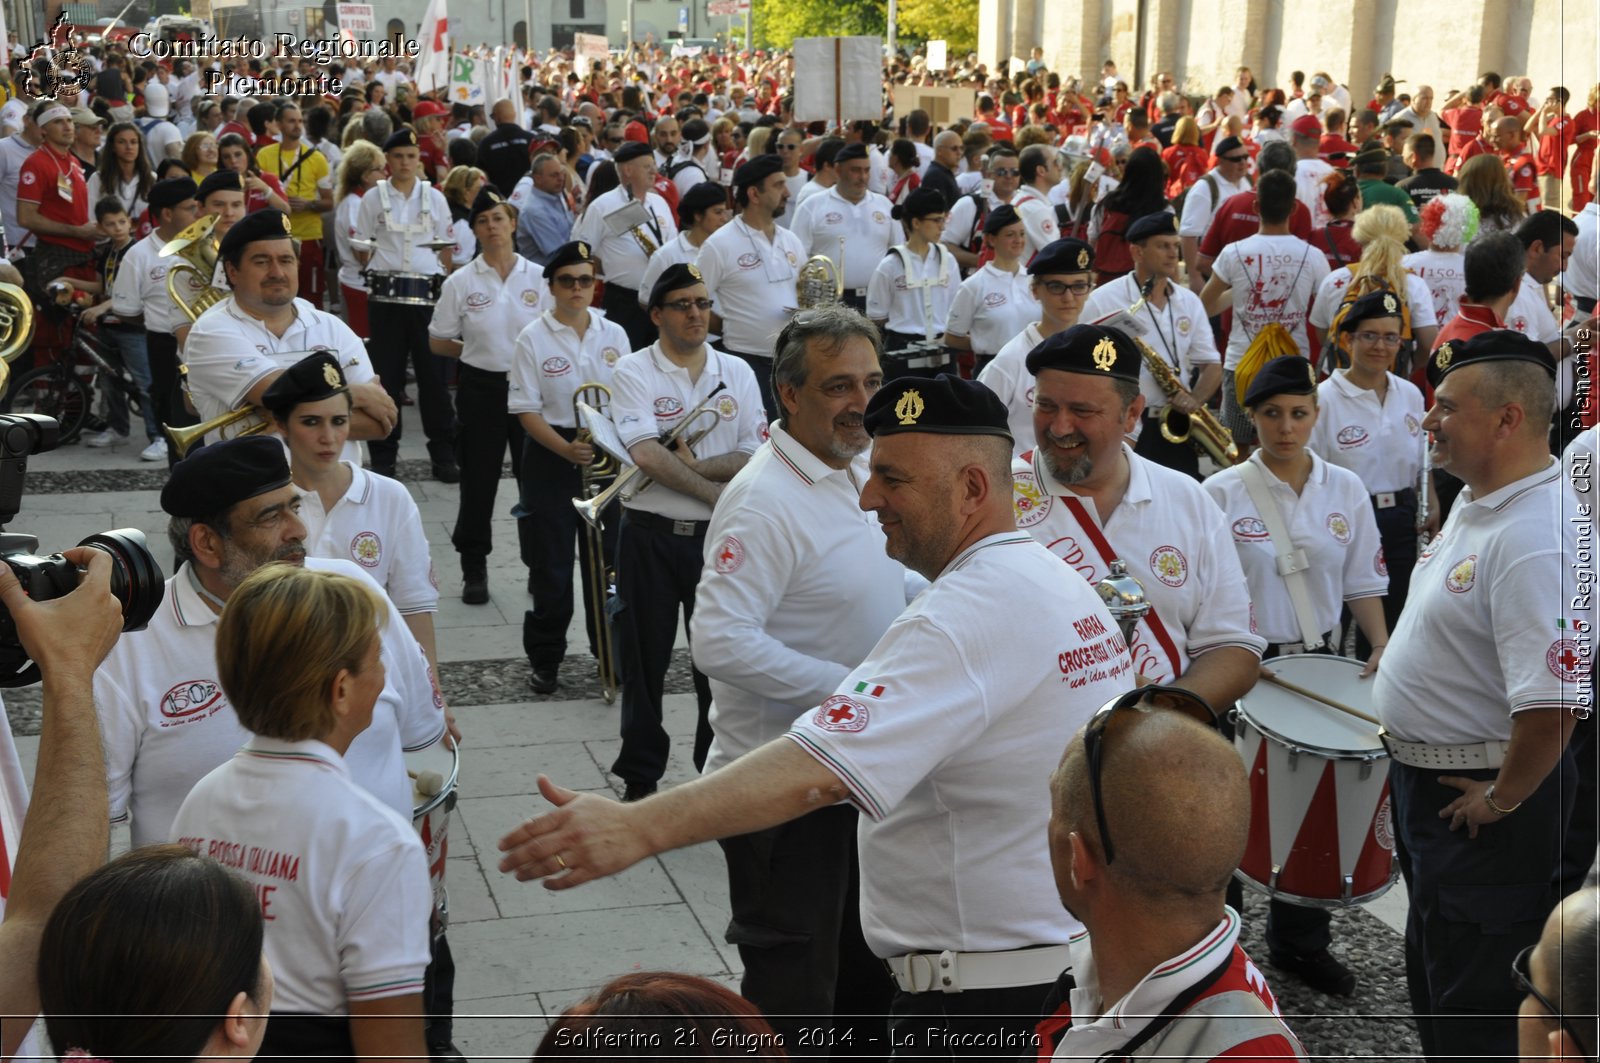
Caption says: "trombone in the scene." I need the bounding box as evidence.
[573,381,728,530]
[573,382,619,704]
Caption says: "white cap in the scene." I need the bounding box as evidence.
[144,79,170,118]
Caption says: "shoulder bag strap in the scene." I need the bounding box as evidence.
[1236,460,1324,649]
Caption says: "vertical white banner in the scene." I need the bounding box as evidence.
[416,0,450,92]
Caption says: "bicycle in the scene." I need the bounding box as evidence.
[1,297,143,444]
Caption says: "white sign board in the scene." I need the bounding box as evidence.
[336,3,375,32]
[925,39,946,71]
[706,0,744,15]
[574,31,609,76]
[792,36,881,126]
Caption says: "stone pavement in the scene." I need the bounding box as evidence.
[6,406,1420,1061]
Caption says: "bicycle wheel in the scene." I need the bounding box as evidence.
[3,366,93,443]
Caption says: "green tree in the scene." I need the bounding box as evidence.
[753,0,885,49]
[895,0,978,54]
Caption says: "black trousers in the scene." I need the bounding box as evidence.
[519,428,617,670]
[1559,709,1599,899]
[423,926,454,1046]
[147,329,187,466]
[887,980,1054,1060]
[450,364,526,565]
[1392,757,1575,1062]
[1355,491,1418,658]
[369,300,455,467]
[717,804,891,1060]
[725,348,777,424]
[610,510,713,785]
[1134,409,1202,480]
[601,283,656,352]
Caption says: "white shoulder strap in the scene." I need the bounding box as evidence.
[891,244,942,344]
[1236,460,1325,650]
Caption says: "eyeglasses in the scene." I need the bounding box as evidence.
[916,214,947,226]
[1511,945,1591,1053]
[991,167,1020,176]
[1040,279,1093,296]
[1084,686,1218,864]
[553,274,596,289]
[1351,330,1403,347]
[1221,154,1250,162]
[774,142,797,150]
[660,297,713,312]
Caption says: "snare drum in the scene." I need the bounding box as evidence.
[366,270,444,305]
[406,743,460,927]
[1233,655,1397,907]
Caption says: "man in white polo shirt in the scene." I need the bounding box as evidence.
[697,155,806,422]
[789,143,895,312]
[691,306,900,1054]
[1375,332,1590,1063]
[572,140,677,350]
[1178,136,1253,292]
[500,374,1135,1055]
[1009,144,1063,262]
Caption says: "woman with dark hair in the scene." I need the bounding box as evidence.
[886,137,921,204]
[1313,170,1364,268]
[1091,145,1169,284]
[38,845,271,1063]
[216,132,289,214]
[87,122,155,240]
[305,104,342,171]
[535,973,787,1059]
[1456,153,1528,235]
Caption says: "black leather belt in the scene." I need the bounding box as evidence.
[624,508,710,537]
[1371,487,1417,510]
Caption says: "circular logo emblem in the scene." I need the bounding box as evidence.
[654,396,685,418]
[1336,425,1369,448]
[1405,413,1420,436]
[1176,316,1192,335]
[1326,512,1352,544]
[1149,545,1188,587]
[465,292,492,309]
[19,171,33,186]
[542,355,573,376]
[1232,517,1269,541]
[872,211,886,224]
[715,395,738,421]
[1373,794,1395,852]
[160,680,224,720]
[824,211,844,225]
[713,535,744,574]
[522,288,540,306]
[149,265,168,282]
[1548,639,1585,682]
[813,694,869,733]
[1013,470,1052,527]
[983,292,1007,306]
[1375,548,1388,577]
[736,251,761,269]
[786,250,798,265]
[351,530,382,568]
[1024,385,1035,406]
[602,346,621,366]
[1446,554,1477,593]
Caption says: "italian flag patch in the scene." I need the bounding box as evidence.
[1559,618,1591,633]
[853,682,885,698]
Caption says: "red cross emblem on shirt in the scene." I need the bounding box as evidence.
[1558,645,1580,672]
[827,703,855,723]
[1333,277,1346,288]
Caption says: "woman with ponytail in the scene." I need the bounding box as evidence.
[1312,170,1363,268]
[1310,203,1440,370]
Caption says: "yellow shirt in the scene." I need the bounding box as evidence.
[255,142,329,241]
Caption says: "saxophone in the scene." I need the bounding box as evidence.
[1127,276,1240,467]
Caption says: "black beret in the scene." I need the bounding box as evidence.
[160,435,292,519]
[1336,289,1405,331]
[983,202,1021,236]
[648,262,705,308]
[1026,323,1140,382]
[217,208,294,260]
[732,153,784,189]
[1242,354,1318,406]
[541,239,595,279]
[196,169,246,202]
[893,185,946,220]
[1125,211,1176,243]
[383,127,419,151]
[467,183,507,228]
[863,375,1012,441]
[147,177,198,213]
[1029,237,1095,275]
[677,181,727,221]
[261,351,348,416]
[834,143,869,164]
[1213,136,1244,156]
[613,141,653,164]
[1427,329,1557,389]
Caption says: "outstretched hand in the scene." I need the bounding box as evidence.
[497,775,656,890]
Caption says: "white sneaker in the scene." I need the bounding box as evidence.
[82,428,129,448]
[139,438,168,462]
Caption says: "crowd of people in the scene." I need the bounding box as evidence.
[0,26,1596,1063]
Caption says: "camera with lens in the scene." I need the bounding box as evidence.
[0,414,165,687]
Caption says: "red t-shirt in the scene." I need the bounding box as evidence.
[418,133,449,183]
[984,115,1014,142]
[1311,220,1362,269]
[1494,92,1531,120]
[1535,113,1575,177]
[245,171,287,214]
[1451,135,1494,175]
[17,145,92,252]
[1503,150,1541,208]
[1442,105,1483,160]
[651,172,681,218]
[1161,144,1211,200]
[1198,190,1313,260]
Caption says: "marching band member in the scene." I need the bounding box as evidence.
[607,263,765,801]
[1201,353,1389,998]
[184,210,394,465]
[1012,324,1265,708]
[506,240,629,695]
[428,186,549,606]
[636,181,731,316]
[979,237,1096,456]
[696,156,807,421]
[573,140,677,351]
[789,143,897,312]
[867,186,961,380]
[944,203,1039,376]
[1080,211,1223,480]
[169,170,248,348]
[351,128,457,482]
[332,142,384,342]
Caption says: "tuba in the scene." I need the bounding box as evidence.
[161,214,229,322]
[0,281,35,394]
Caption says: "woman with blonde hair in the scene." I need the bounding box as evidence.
[1456,152,1527,234]
[333,140,386,339]
[179,131,218,180]
[1161,116,1209,201]
[1310,203,1439,372]
[441,164,488,265]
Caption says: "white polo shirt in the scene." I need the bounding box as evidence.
[1308,268,1439,333]
[505,308,627,428]
[637,231,704,308]
[609,343,765,521]
[1294,158,1336,229]
[570,185,677,290]
[793,179,830,212]
[352,178,453,275]
[1505,272,1559,343]
[696,215,806,355]
[1211,235,1331,370]
[1403,248,1465,327]
[978,321,1046,456]
[1082,275,1221,411]
[1202,451,1388,643]
[1375,459,1592,743]
[335,193,367,292]
[788,186,897,292]
[786,533,1134,958]
[428,254,549,372]
[940,188,1005,253]
[1309,370,1426,494]
[300,464,440,616]
[1178,171,1253,239]
[945,262,1040,355]
[695,424,907,774]
[1010,187,1059,261]
[184,297,377,464]
[95,558,447,847]
[171,735,432,1013]
[1014,445,1266,682]
[866,243,960,337]
[110,229,204,336]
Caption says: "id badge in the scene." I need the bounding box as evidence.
[57,174,73,200]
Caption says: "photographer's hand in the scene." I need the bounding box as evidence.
[0,547,124,679]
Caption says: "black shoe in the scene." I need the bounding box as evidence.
[370,462,397,479]
[622,781,657,802]
[529,666,559,694]
[1270,947,1357,997]
[428,1041,467,1063]
[462,575,489,605]
[432,460,461,484]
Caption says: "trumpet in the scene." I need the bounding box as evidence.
[1125,276,1239,467]
[573,382,619,704]
[165,407,273,459]
[573,382,728,529]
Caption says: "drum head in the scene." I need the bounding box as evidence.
[405,743,460,819]
[1238,655,1383,757]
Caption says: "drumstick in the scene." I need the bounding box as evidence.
[1260,672,1381,725]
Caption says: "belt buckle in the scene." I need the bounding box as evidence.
[1378,727,1396,758]
[671,519,697,536]
[1375,491,1397,509]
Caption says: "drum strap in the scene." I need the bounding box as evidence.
[1061,496,1183,680]
[1237,460,1326,651]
